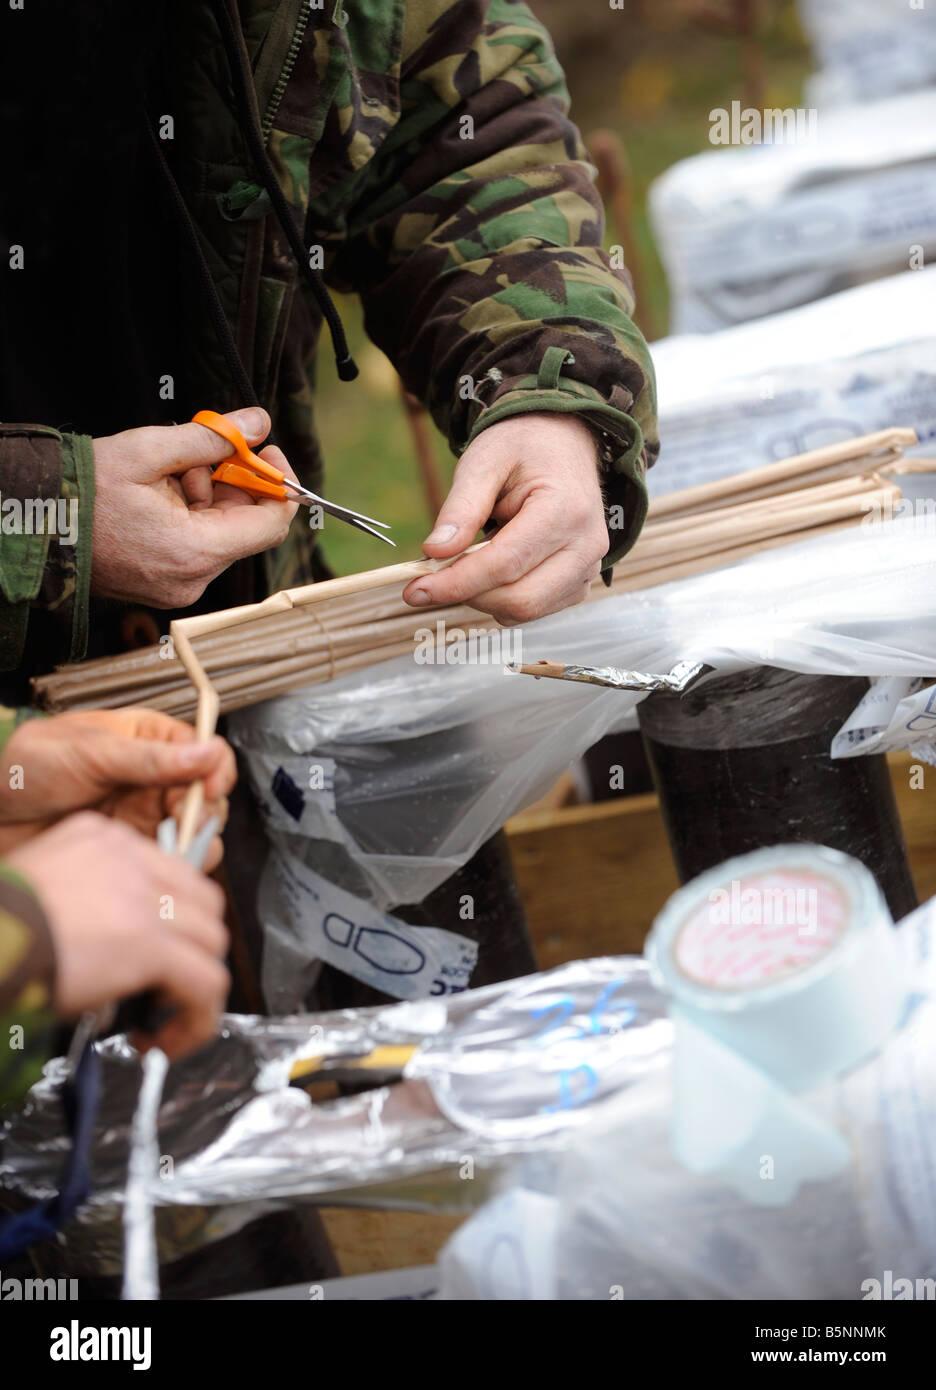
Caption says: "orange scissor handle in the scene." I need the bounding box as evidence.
[210,461,289,501]
[192,409,285,487]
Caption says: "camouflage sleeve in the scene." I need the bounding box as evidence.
[327,0,659,566]
[0,425,95,671]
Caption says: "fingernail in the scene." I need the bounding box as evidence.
[424,523,458,545]
[178,745,207,765]
[408,588,433,606]
[229,407,265,438]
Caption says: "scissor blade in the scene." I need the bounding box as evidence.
[337,513,397,546]
[286,485,395,543]
[285,481,392,530]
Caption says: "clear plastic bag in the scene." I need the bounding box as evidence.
[229,516,936,921]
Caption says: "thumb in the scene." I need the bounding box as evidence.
[147,408,271,478]
[89,734,229,790]
[422,438,507,558]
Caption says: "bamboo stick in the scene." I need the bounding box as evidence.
[647,428,917,520]
[30,511,878,720]
[172,544,489,848]
[622,482,899,573]
[29,427,923,823]
[612,517,858,592]
[641,472,885,541]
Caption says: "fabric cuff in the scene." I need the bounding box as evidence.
[464,346,650,567]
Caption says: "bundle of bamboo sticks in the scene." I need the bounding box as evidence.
[32,426,927,731]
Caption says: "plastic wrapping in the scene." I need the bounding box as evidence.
[438,896,936,1301]
[648,92,936,333]
[0,957,670,1276]
[650,268,936,498]
[228,518,936,954]
[797,0,936,108]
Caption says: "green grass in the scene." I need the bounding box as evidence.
[313,303,454,575]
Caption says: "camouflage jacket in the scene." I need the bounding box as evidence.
[0,0,658,677]
[0,707,58,1110]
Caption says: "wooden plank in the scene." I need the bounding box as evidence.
[320,1208,463,1277]
[889,752,936,904]
[507,795,679,967]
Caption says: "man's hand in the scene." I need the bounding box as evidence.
[7,814,230,1060]
[91,407,299,608]
[0,709,235,867]
[403,414,608,625]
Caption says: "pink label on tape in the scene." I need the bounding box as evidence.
[674,869,849,991]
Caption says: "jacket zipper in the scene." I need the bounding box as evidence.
[261,0,312,141]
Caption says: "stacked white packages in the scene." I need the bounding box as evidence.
[649,266,936,499]
[649,89,936,332]
[798,0,936,108]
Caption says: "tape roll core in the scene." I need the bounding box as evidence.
[646,844,905,1090]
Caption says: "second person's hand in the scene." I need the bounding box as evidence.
[7,813,230,1061]
[0,708,235,866]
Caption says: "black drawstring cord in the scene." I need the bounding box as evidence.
[211,0,359,382]
[144,119,263,412]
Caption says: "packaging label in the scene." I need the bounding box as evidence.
[261,849,478,1001]
[249,752,345,844]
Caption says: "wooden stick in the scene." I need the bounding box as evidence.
[31,428,922,784]
[613,517,858,592]
[647,428,917,520]
[652,453,908,518]
[624,482,899,571]
[399,382,446,520]
[588,129,657,342]
[172,545,488,849]
[173,624,221,851]
[508,660,569,682]
[641,472,884,541]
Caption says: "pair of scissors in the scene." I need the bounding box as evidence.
[192,409,395,546]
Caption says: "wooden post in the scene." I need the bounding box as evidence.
[399,380,446,522]
[689,0,766,111]
[587,129,658,342]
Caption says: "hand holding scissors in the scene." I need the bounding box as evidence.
[192,409,395,546]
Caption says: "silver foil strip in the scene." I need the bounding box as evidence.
[538,659,712,692]
[0,957,671,1276]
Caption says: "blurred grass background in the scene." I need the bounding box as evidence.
[317,0,812,576]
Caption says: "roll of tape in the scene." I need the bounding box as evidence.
[645,844,906,1091]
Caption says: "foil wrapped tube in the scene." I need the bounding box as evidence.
[0,957,671,1277]
[546,660,711,692]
